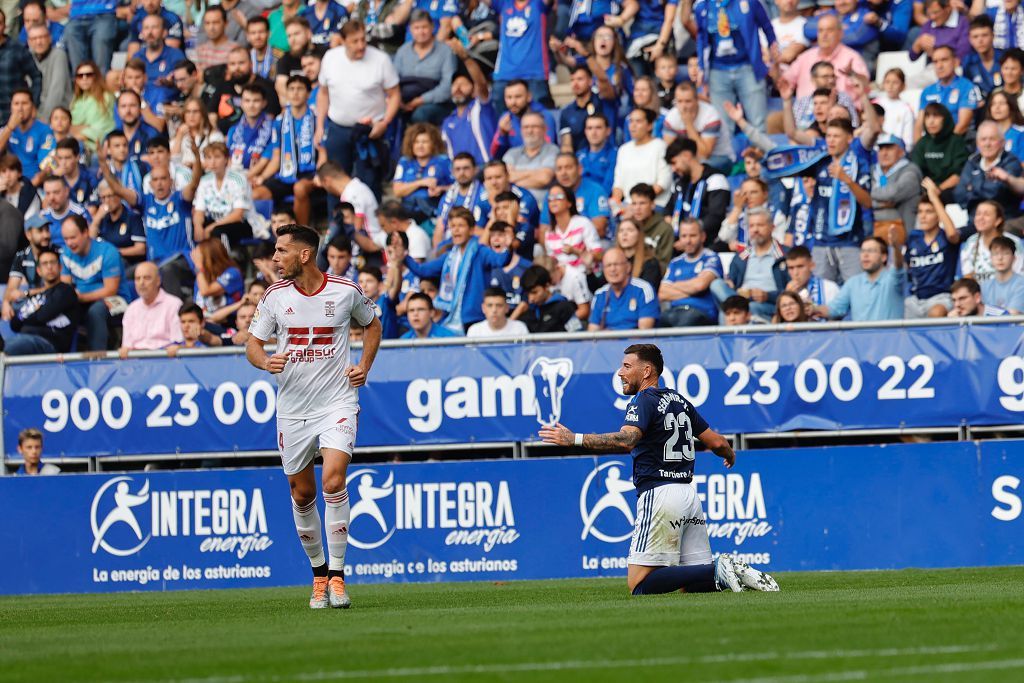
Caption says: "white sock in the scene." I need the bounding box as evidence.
[291,498,325,567]
[323,489,350,573]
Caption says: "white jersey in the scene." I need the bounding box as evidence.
[250,275,377,420]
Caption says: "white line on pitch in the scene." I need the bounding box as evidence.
[710,657,1024,683]
[156,644,1000,683]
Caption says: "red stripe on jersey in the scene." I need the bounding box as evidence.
[287,326,309,334]
[289,338,309,345]
[259,280,292,304]
[312,326,334,334]
[326,275,365,296]
[311,336,333,345]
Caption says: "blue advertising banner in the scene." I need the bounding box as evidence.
[1,441,1022,595]
[5,323,1024,458]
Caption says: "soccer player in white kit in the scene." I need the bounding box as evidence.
[247,224,382,609]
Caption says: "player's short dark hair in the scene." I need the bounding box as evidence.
[951,277,981,296]
[359,265,383,282]
[722,295,750,313]
[406,291,434,309]
[786,245,812,261]
[276,223,320,251]
[379,199,412,222]
[629,183,657,201]
[991,235,1017,254]
[970,14,995,31]
[327,236,352,254]
[56,137,80,156]
[483,286,507,300]
[624,343,664,377]
[179,302,204,320]
[520,264,551,292]
[666,136,697,162]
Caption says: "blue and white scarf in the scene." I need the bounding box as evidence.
[806,274,825,305]
[438,180,483,233]
[251,48,274,79]
[994,6,1024,50]
[828,146,861,238]
[278,106,317,184]
[229,113,273,169]
[437,236,480,331]
[871,157,908,189]
[762,144,829,180]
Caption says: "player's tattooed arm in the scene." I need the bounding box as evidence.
[539,423,642,451]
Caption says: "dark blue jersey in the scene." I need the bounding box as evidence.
[623,387,709,495]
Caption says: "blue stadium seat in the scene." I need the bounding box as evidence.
[254,200,273,220]
[731,132,750,158]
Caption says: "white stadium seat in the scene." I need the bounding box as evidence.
[875,51,934,90]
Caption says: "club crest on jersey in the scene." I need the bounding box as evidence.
[324,301,335,317]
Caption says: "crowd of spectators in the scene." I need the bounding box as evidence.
[2,0,1024,358]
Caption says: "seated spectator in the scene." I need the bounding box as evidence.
[519,264,584,333]
[400,291,461,339]
[251,75,321,227]
[435,152,485,248]
[543,183,602,274]
[168,302,224,353]
[773,290,811,324]
[654,56,681,110]
[588,248,659,331]
[70,60,115,155]
[870,134,923,247]
[393,10,457,126]
[664,137,730,248]
[91,180,146,267]
[52,138,93,207]
[192,239,243,320]
[247,17,277,81]
[28,22,71,126]
[663,81,733,173]
[114,87,161,163]
[21,0,66,50]
[171,99,226,169]
[467,286,529,337]
[962,14,1004,98]
[981,235,1024,313]
[999,47,1024,105]
[981,0,1024,51]
[904,180,961,318]
[490,80,557,159]
[953,120,1024,218]
[131,14,186,116]
[720,177,789,251]
[486,221,531,312]
[658,218,722,328]
[915,46,980,140]
[911,0,970,60]
[949,276,1009,316]
[224,84,276,175]
[711,209,788,321]
[504,111,560,206]
[229,300,258,346]
[0,88,55,185]
[393,123,454,223]
[59,215,127,351]
[984,89,1024,161]
[627,183,673,271]
[558,64,616,153]
[398,206,511,332]
[722,295,752,326]
[40,175,92,249]
[816,236,906,321]
[440,41,496,166]
[164,61,208,127]
[786,14,869,101]
[540,153,610,239]
[143,136,195,194]
[910,103,968,202]
[2,215,50,321]
[358,266,399,340]
[13,429,59,475]
[623,78,666,144]
[119,261,183,355]
[0,154,42,218]
[960,199,1024,280]
[783,245,840,313]
[5,246,77,355]
[612,109,672,209]
[576,113,616,194]
[324,236,358,279]
[195,7,240,74]
[192,142,257,246]
[615,218,662,292]
[874,68,915,148]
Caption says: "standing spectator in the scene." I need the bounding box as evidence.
[612,109,671,209]
[395,206,511,332]
[911,0,971,60]
[393,10,457,126]
[873,68,916,148]
[613,0,679,77]
[693,0,778,134]
[27,24,71,123]
[576,113,616,194]
[978,0,1024,51]
[963,14,1005,97]
[817,236,906,321]
[65,0,117,72]
[910,103,967,201]
[302,0,349,48]
[490,80,558,159]
[274,16,315,102]
[195,7,241,74]
[981,236,1024,313]
[317,19,400,201]
[13,429,59,475]
[441,40,497,166]
[392,122,453,223]
[59,214,126,350]
[193,142,257,246]
[711,209,788,320]
[588,247,659,331]
[131,15,186,115]
[558,64,616,153]
[785,13,869,101]
[904,180,961,318]
[915,45,980,139]
[770,0,809,78]
[664,137,731,248]
[128,0,185,52]
[191,239,244,318]
[519,263,584,333]
[627,183,674,271]
[69,61,114,154]
[504,111,559,206]
[953,120,1024,218]
[5,246,77,354]
[90,180,147,267]
[949,276,1009,316]
[39,175,92,249]
[959,200,1024,281]
[658,218,722,327]
[783,245,840,312]
[543,183,602,273]
[0,88,54,185]
[400,291,461,338]
[870,134,923,246]
[467,286,529,337]
[3,214,49,322]
[662,81,733,173]
[491,0,552,112]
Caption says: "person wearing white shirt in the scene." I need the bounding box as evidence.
[612,109,672,210]
[467,287,530,337]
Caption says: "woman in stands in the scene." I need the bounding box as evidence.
[171,98,225,168]
[615,218,661,290]
[773,290,810,325]
[960,200,1024,282]
[192,141,257,248]
[982,88,1024,159]
[70,60,115,156]
[392,123,453,224]
[192,238,245,324]
[623,76,665,142]
[543,183,602,274]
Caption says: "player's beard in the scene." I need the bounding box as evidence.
[280,261,303,280]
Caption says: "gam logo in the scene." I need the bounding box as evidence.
[579,461,635,544]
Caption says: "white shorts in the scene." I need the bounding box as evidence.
[277,406,359,476]
[628,483,713,567]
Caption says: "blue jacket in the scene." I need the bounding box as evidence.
[694,0,776,80]
[726,240,789,304]
[953,151,1024,218]
[404,241,512,325]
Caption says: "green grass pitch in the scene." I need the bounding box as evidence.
[2,567,1023,682]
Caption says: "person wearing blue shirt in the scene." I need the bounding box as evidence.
[540,152,611,237]
[94,183,147,267]
[116,90,161,163]
[576,113,617,194]
[358,266,400,339]
[40,175,92,250]
[19,0,65,50]
[59,214,126,350]
[962,15,1004,97]
[302,0,349,47]
[818,236,906,321]
[485,221,532,310]
[589,248,660,330]
[986,0,1024,50]
[400,291,463,339]
[492,0,554,112]
[879,0,914,50]
[490,80,558,159]
[694,0,778,133]
[615,0,679,76]
[917,45,980,137]
[129,0,185,50]
[659,218,722,326]
[435,153,487,241]
[804,0,881,67]
[558,65,617,153]
[131,16,186,108]
[981,235,1024,313]
[399,206,512,332]
[52,138,95,208]
[66,0,118,72]
[0,89,55,182]
[476,160,540,256]
[441,57,498,165]
[393,126,454,222]
[903,186,962,318]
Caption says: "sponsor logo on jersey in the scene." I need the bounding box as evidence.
[286,326,337,362]
[579,461,635,543]
[91,476,272,558]
[285,307,295,315]
[345,468,519,551]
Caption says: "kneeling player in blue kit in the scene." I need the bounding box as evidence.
[539,343,779,595]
